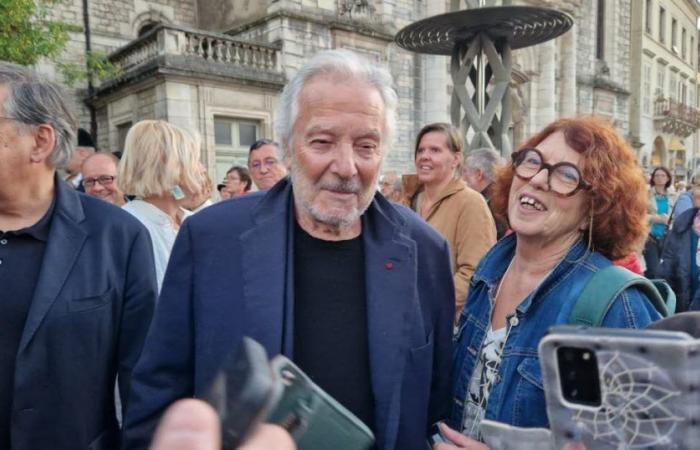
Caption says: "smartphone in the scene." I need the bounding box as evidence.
[539,325,698,450]
[204,337,375,450]
[268,356,375,450]
[202,337,282,449]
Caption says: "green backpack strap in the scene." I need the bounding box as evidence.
[569,266,673,327]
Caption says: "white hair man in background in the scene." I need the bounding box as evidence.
[379,170,403,202]
[125,49,454,450]
[462,147,507,238]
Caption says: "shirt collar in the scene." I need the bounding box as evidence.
[4,196,56,241]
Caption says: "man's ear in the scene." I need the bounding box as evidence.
[29,124,56,164]
[282,142,292,170]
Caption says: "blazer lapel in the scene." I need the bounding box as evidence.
[19,179,87,353]
[363,201,417,450]
[239,182,293,357]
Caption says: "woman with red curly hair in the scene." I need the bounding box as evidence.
[435,117,661,449]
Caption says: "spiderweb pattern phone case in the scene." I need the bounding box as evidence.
[539,326,699,450]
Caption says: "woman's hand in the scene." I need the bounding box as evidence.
[432,423,489,450]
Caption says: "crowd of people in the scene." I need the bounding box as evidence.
[1,47,698,450]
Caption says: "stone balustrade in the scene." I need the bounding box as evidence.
[106,24,281,80]
[654,97,700,138]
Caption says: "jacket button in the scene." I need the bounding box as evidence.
[509,316,519,327]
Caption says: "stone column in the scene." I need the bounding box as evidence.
[536,40,556,129]
[423,1,450,124]
[559,24,577,118]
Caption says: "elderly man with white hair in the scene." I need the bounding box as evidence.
[125,49,454,450]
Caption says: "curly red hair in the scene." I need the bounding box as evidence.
[490,117,649,260]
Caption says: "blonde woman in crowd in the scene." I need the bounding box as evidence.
[118,120,206,291]
[402,123,496,323]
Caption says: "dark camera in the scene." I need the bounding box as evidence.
[556,346,601,407]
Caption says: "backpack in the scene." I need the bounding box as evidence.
[569,265,676,327]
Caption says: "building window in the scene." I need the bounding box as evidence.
[681,81,687,105]
[645,0,653,34]
[671,18,677,53]
[213,116,261,181]
[669,74,677,101]
[659,7,665,43]
[116,122,132,152]
[643,63,652,115]
[692,37,695,66]
[656,64,665,97]
[596,0,605,59]
[682,28,687,60]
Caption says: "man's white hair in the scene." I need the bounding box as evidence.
[274,49,398,159]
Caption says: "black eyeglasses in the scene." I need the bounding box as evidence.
[511,148,591,197]
[83,175,115,188]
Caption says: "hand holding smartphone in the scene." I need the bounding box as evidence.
[203,337,375,450]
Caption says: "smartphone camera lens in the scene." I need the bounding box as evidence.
[556,346,602,407]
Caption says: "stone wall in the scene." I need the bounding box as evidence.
[43,0,198,141]
[224,0,426,172]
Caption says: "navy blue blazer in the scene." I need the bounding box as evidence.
[124,179,454,450]
[10,178,157,450]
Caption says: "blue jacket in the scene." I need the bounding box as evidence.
[124,179,455,450]
[448,235,661,431]
[10,177,157,450]
[660,207,700,311]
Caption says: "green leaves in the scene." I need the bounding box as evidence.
[0,0,121,86]
[57,51,121,85]
[0,0,69,65]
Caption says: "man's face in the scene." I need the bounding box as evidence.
[0,85,34,186]
[82,154,125,206]
[224,169,246,197]
[66,147,93,175]
[289,76,385,229]
[462,165,483,191]
[248,144,287,190]
[379,173,397,197]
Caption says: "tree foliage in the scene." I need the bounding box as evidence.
[0,0,70,65]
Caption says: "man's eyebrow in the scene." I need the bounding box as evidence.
[304,126,382,140]
[357,130,382,141]
[305,125,338,135]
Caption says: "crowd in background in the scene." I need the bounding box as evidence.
[2,47,700,450]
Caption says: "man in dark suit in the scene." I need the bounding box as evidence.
[125,49,454,450]
[0,62,157,449]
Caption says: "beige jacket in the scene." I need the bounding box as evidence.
[403,175,497,322]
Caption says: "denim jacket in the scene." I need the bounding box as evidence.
[448,234,661,431]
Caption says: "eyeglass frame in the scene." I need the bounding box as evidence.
[83,175,116,188]
[511,147,591,197]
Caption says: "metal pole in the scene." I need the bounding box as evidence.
[82,0,97,145]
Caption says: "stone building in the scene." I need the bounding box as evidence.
[48,0,428,182]
[629,0,700,181]
[41,0,684,183]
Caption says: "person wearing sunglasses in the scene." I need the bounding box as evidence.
[81,152,127,207]
[434,118,662,449]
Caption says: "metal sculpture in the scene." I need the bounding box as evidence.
[396,5,572,154]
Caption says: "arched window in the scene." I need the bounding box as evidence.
[137,21,159,37]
